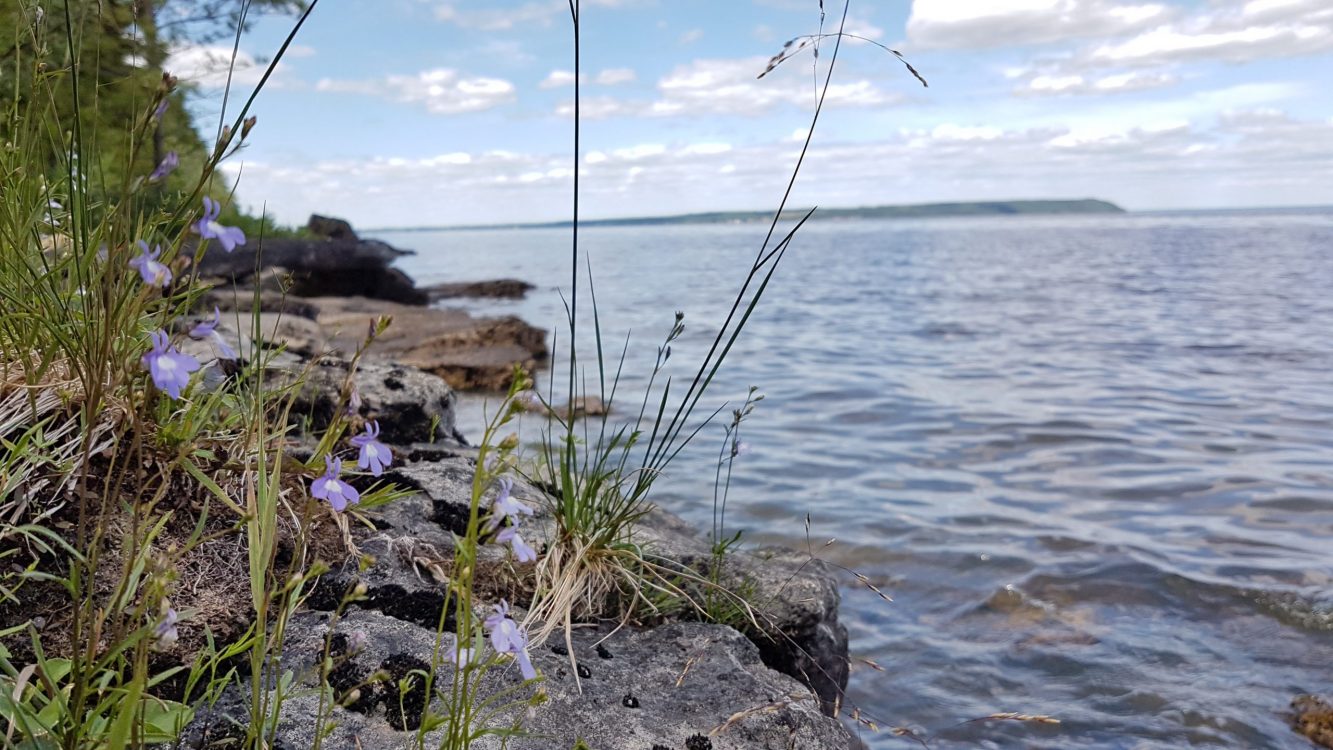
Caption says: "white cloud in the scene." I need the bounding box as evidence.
[841,14,885,41]
[316,68,515,114]
[539,70,585,89]
[595,67,636,85]
[434,0,633,30]
[557,56,900,119]
[230,109,1333,228]
[679,28,705,44]
[1086,16,1333,66]
[166,45,288,90]
[906,0,1173,49]
[1016,70,1180,96]
[996,0,1333,98]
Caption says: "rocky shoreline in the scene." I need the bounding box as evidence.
[181,217,861,748]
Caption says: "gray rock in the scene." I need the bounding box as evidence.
[346,449,849,718]
[292,360,458,445]
[233,609,857,750]
[632,509,850,717]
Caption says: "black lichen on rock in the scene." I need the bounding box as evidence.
[380,653,432,731]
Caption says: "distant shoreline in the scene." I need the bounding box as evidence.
[367,198,1125,233]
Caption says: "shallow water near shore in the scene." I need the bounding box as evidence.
[383,208,1333,749]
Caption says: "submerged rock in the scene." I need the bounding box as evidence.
[1293,695,1333,749]
[423,278,535,300]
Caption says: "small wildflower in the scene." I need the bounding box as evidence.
[496,525,537,563]
[129,240,172,287]
[447,644,474,668]
[346,631,368,655]
[154,607,179,649]
[731,439,750,458]
[484,600,536,680]
[346,387,362,417]
[350,421,392,476]
[484,478,533,531]
[141,330,199,399]
[148,151,178,182]
[188,306,238,360]
[241,115,257,139]
[153,98,169,121]
[311,456,360,512]
[194,197,247,253]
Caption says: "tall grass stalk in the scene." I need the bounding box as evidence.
[526,0,877,654]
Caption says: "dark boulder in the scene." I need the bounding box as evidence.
[307,214,358,241]
[194,235,425,306]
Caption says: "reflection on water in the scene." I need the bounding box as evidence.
[387,208,1333,748]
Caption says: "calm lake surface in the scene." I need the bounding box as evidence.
[384,209,1333,749]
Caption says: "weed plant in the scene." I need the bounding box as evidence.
[0,2,543,747]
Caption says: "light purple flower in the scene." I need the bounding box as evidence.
[129,240,172,287]
[194,197,247,253]
[346,387,362,417]
[484,478,533,531]
[141,330,199,399]
[188,306,238,360]
[148,151,178,182]
[154,607,179,649]
[153,98,169,121]
[446,643,474,668]
[311,456,360,512]
[350,421,392,477]
[484,600,536,680]
[496,525,537,563]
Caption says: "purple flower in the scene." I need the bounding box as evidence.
[496,525,537,563]
[346,387,362,418]
[194,197,247,253]
[350,421,392,477]
[129,240,172,287]
[311,456,360,512]
[484,600,536,680]
[446,643,474,668]
[141,330,200,399]
[148,151,178,182]
[484,478,533,531]
[154,607,179,649]
[153,98,169,121]
[188,306,238,360]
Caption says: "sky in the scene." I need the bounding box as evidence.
[167,0,1333,227]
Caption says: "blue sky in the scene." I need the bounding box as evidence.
[167,0,1333,227]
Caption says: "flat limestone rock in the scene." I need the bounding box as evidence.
[310,295,548,390]
[423,278,535,300]
[257,609,858,750]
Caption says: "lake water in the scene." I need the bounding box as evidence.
[384,208,1333,749]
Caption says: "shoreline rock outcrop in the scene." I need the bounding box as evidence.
[177,214,858,748]
[197,214,549,392]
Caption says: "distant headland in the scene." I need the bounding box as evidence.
[371,198,1126,233]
